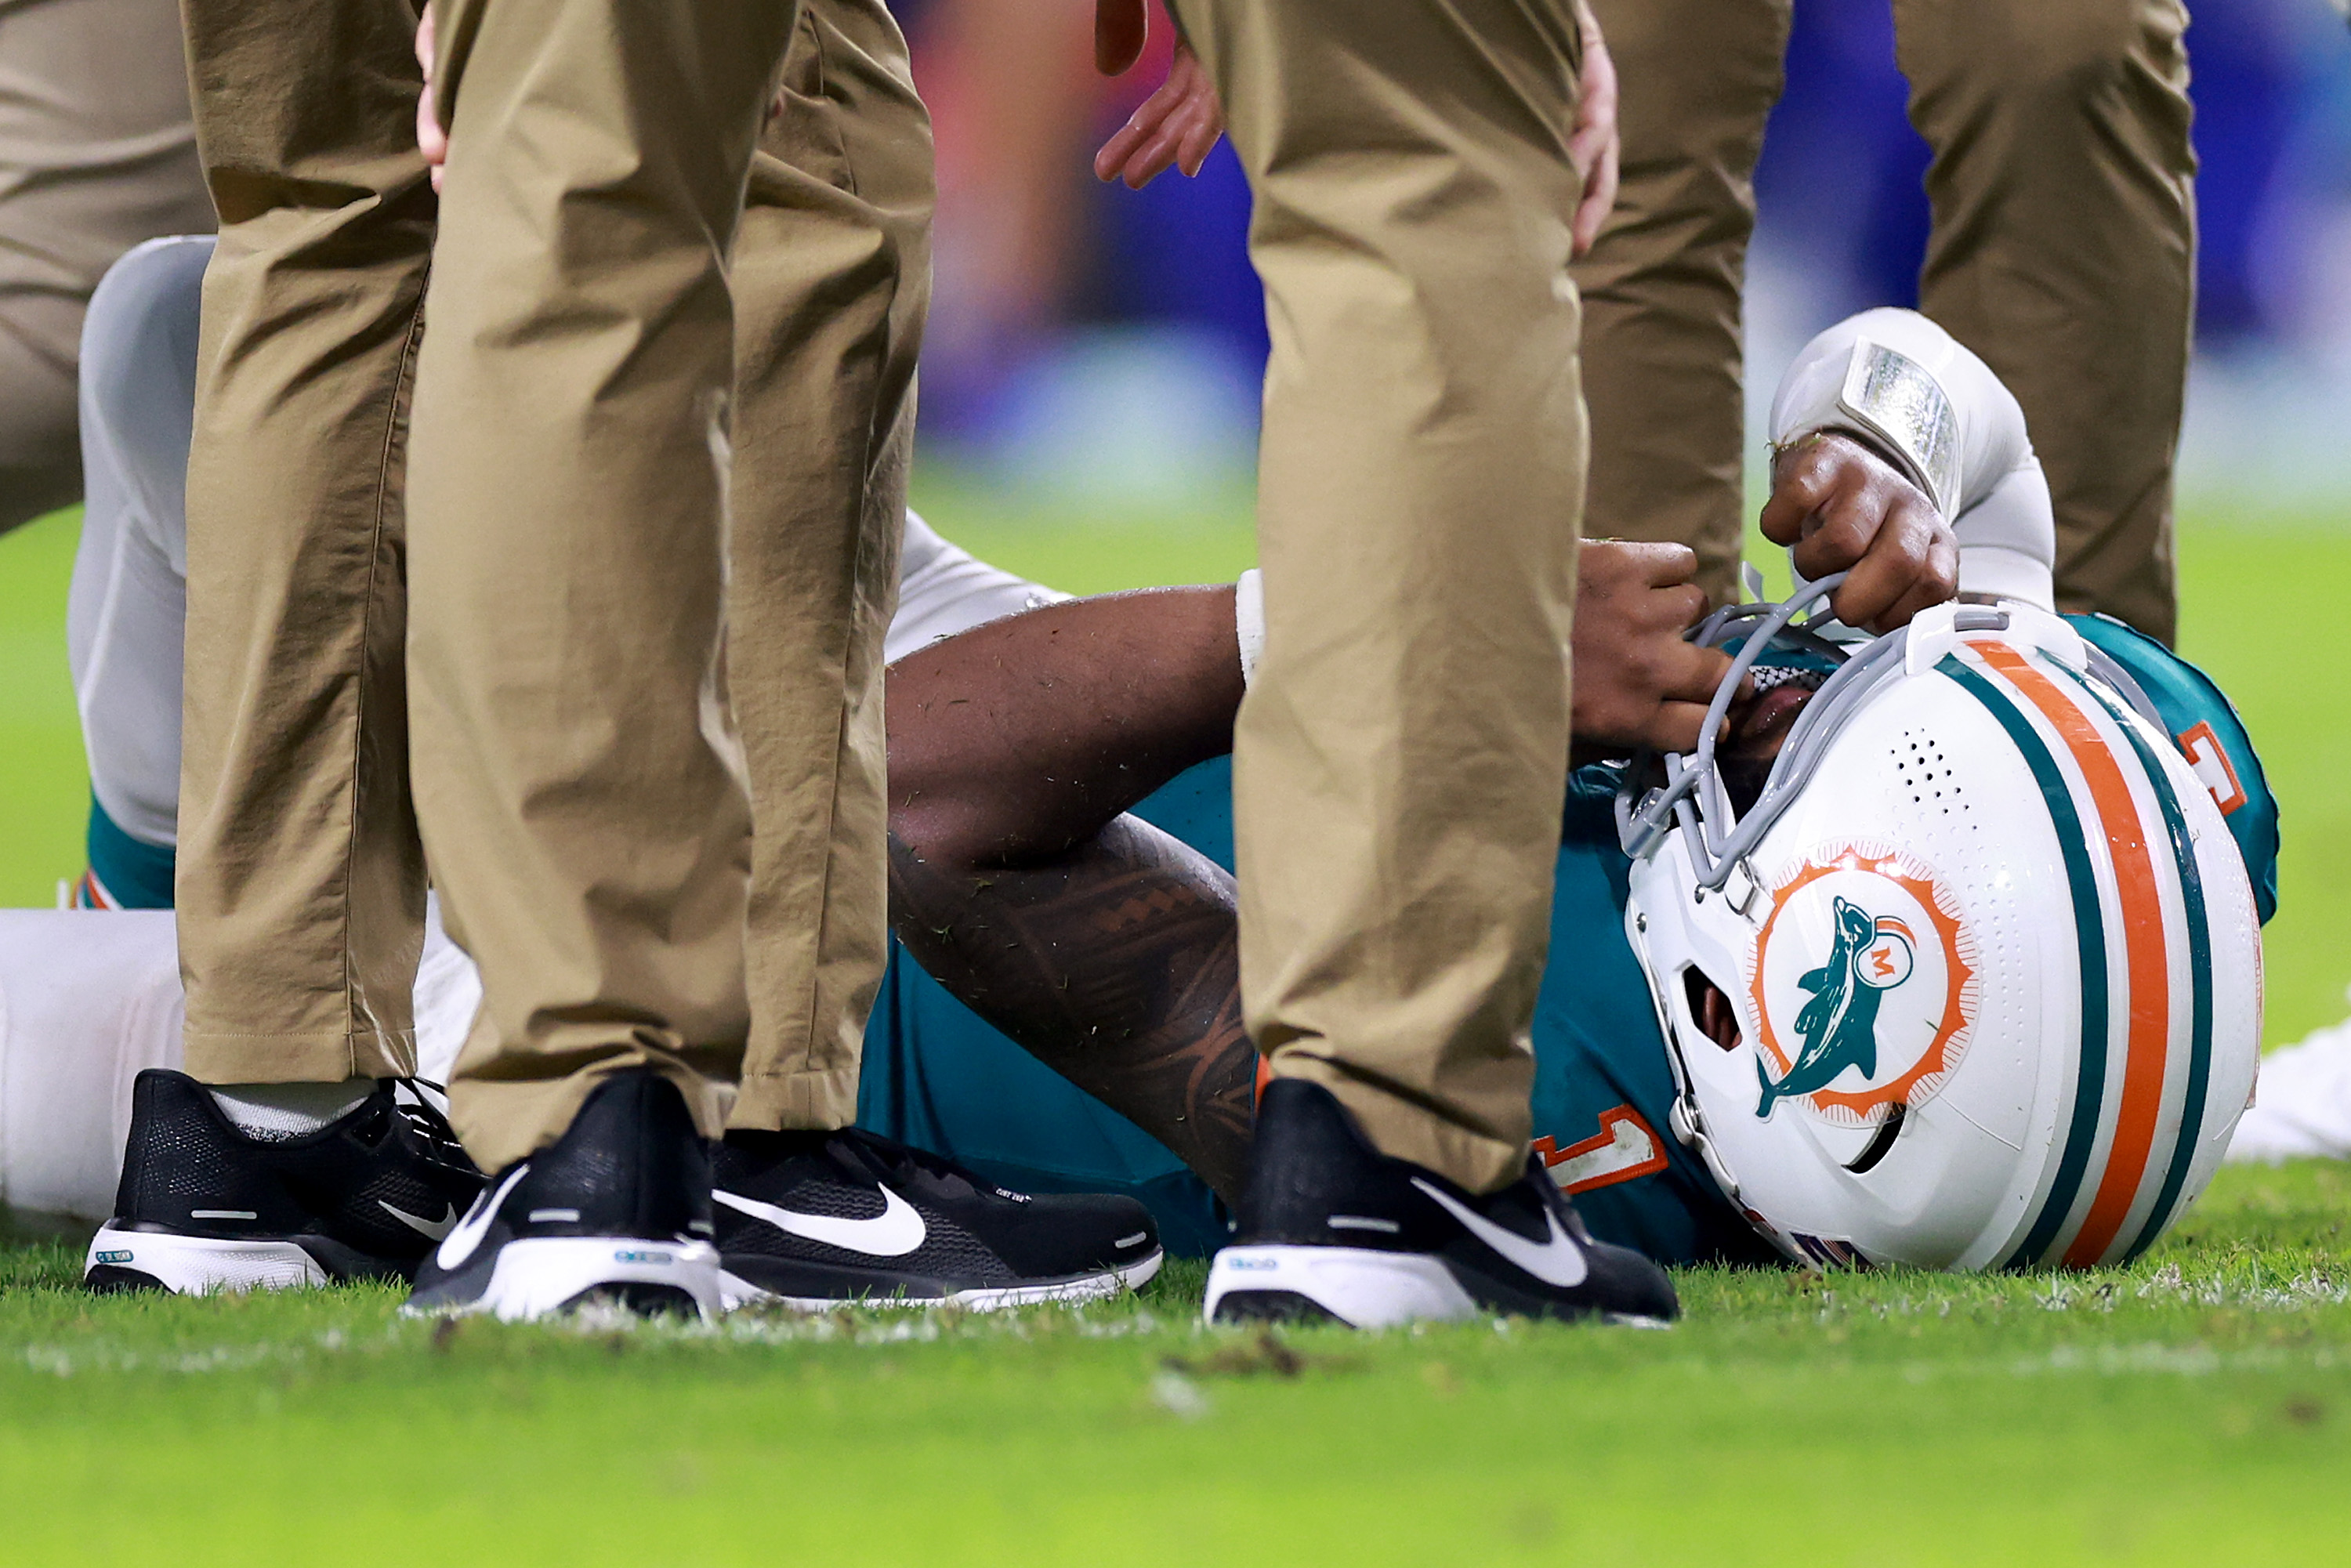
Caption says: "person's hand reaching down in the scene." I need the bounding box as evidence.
[1092,0,1225,189]
[415,2,445,192]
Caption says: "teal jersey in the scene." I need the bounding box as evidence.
[2070,614,2280,922]
[854,616,2280,1266]
[82,610,2273,1264]
[855,759,1777,1264]
[82,795,176,909]
[859,764,1244,1259]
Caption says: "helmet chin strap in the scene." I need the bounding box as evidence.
[1616,578,2013,893]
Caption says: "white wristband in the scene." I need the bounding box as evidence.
[1235,569,1266,689]
[1769,308,2056,614]
[1775,335,1959,518]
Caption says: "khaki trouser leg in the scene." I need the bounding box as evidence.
[176,0,433,1085]
[728,0,933,1134]
[1893,0,2193,646]
[0,0,217,533]
[1571,0,1788,609]
[415,0,799,1171]
[1168,0,1587,1194]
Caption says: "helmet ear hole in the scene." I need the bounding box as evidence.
[1844,1102,1907,1174]
[1683,967,1741,1052]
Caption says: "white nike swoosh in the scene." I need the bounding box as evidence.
[435,1164,527,1272]
[714,1185,926,1258]
[1410,1178,1589,1288]
[380,1200,459,1241]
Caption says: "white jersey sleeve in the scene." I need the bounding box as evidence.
[885,511,1067,665]
[1768,306,2056,612]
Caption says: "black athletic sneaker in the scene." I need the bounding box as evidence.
[712,1126,1163,1311]
[84,1068,484,1295]
[1203,1079,1679,1327]
[403,1068,719,1322]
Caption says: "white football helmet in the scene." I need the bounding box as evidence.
[1617,588,2262,1269]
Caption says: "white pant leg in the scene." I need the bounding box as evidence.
[67,234,212,849]
[414,893,482,1087]
[0,910,183,1218]
[0,903,482,1217]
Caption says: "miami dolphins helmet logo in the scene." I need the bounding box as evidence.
[1747,846,1976,1126]
[1755,896,1917,1115]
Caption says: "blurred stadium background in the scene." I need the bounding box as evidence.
[901,0,2351,524]
[1,13,2349,1549]
[5,0,2350,1037]
[890,0,2351,1053]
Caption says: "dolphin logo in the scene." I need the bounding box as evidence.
[1758,896,1901,1116]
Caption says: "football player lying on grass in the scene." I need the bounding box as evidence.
[15,236,1849,1228]
[12,236,1924,1312]
[50,236,1173,1312]
[13,244,2277,1307]
[862,306,2277,1295]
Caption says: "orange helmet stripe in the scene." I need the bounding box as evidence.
[1976,642,2171,1266]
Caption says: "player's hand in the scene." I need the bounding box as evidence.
[415,2,446,193]
[1571,541,1739,757]
[1567,0,1619,257]
[1092,0,1226,189]
[1760,433,1958,635]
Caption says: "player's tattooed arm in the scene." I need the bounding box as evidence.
[884,585,1259,1200]
[887,585,1244,867]
[888,821,1256,1201]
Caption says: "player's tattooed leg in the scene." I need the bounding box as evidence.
[888,817,1256,1203]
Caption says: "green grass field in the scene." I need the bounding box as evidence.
[1,1162,2348,1563]
[3,484,2349,1563]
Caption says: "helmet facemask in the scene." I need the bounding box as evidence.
[1615,574,2014,900]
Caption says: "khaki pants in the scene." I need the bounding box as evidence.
[176,0,928,1171]
[1168,0,1587,1194]
[0,0,216,532]
[1577,0,2193,644]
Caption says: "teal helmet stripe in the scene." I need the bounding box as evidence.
[2051,658,2215,1263]
[1936,654,2109,1268]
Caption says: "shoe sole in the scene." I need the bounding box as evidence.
[1204,1244,1678,1329]
[82,1223,331,1296]
[718,1248,1164,1314]
[404,1237,721,1324]
[1205,1245,1479,1327]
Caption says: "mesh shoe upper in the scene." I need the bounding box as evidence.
[404,1067,715,1313]
[109,1068,484,1271]
[713,1126,1159,1294]
[1229,1078,1680,1323]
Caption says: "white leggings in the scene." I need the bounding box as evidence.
[67,234,209,850]
[19,240,1070,1215]
[65,234,1060,854]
